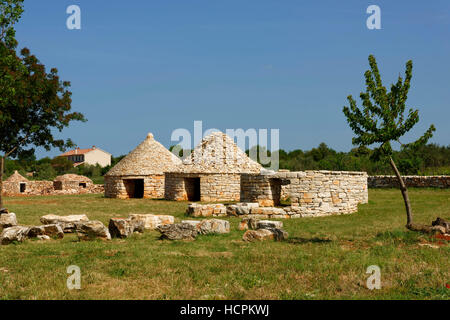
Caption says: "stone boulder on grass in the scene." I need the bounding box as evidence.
[157,223,198,240]
[40,214,89,233]
[75,220,111,241]
[108,218,145,238]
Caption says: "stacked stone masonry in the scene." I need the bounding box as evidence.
[241,170,368,217]
[368,175,450,188]
[104,175,165,199]
[104,133,182,199]
[164,132,262,202]
[2,171,103,196]
[165,173,241,202]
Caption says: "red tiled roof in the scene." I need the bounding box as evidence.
[59,148,94,157]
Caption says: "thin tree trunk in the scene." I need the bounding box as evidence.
[0,156,4,208]
[388,156,413,227]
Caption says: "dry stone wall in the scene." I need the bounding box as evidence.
[2,180,53,196]
[368,175,450,188]
[2,181,103,196]
[241,170,368,217]
[104,175,165,199]
[165,173,241,202]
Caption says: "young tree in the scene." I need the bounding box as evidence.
[0,0,86,207]
[343,55,436,231]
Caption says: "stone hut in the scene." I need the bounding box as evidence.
[2,171,54,195]
[104,133,182,199]
[53,174,93,191]
[165,132,262,202]
[3,171,29,194]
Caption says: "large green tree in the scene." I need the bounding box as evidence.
[343,55,436,231]
[0,0,86,207]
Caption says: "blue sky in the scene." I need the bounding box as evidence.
[14,0,450,158]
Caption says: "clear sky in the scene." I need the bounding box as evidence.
[14,0,450,158]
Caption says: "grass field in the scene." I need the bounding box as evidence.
[0,189,449,300]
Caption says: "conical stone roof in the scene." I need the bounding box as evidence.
[54,174,92,183]
[6,170,28,182]
[105,133,182,177]
[174,131,262,174]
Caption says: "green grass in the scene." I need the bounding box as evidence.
[0,189,449,300]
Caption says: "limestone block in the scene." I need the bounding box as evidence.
[0,226,30,245]
[0,213,17,230]
[242,228,288,242]
[129,214,174,230]
[40,214,89,233]
[75,221,111,241]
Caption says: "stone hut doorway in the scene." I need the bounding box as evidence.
[269,178,282,206]
[185,177,200,201]
[124,179,144,198]
[79,183,87,188]
[20,183,26,193]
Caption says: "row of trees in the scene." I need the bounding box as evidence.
[276,143,450,175]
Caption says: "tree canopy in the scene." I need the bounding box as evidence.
[0,0,86,159]
[343,55,435,159]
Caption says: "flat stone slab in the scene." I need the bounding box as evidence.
[40,214,89,233]
[242,228,288,242]
[239,218,283,230]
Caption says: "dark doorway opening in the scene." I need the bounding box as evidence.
[20,183,26,193]
[124,179,145,198]
[269,178,282,206]
[79,183,87,188]
[185,178,201,201]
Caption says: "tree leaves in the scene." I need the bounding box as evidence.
[342,55,435,158]
[0,42,86,158]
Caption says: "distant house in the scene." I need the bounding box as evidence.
[59,146,112,167]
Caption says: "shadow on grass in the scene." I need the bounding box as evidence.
[286,237,333,244]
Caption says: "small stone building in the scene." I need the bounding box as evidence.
[3,171,29,194]
[165,132,262,202]
[53,174,93,191]
[2,171,54,196]
[104,133,182,199]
